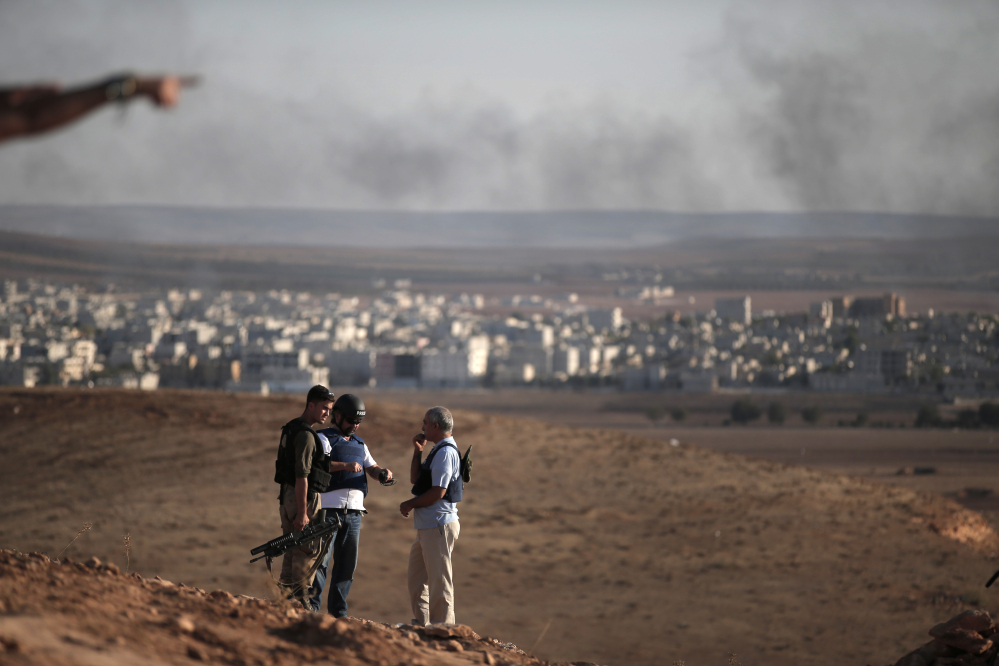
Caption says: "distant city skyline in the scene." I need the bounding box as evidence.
[1,1,998,218]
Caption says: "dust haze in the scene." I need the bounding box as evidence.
[1,1,998,218]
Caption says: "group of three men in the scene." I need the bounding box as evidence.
[274,385,463,625]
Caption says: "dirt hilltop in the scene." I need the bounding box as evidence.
[0,548,542,666]
[2,388,999,666]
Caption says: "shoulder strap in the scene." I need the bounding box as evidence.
[318,427,340,448]
[284,419,321,452]
[425,441,459,465]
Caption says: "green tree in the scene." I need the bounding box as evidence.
[731,399,762,424]
[914,404,941,428]
[957,409,980,429]
[766,401,786,425]
[801,406,822,425]
[979,402,999,428]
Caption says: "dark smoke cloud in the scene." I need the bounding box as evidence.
[728,2,999,216]
[0,83,711,211]
[1,1,999,218]
[327,102,709,210]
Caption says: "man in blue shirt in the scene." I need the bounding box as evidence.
[400,406,462,625]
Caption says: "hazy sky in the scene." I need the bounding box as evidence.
[1,0,998,216]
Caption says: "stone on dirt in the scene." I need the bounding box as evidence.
[173,615,196,633]
[186,644,207,660]
[894,611,999,666]
[930,610,995,637]
[932,628,992,655]
[424,623,480,640]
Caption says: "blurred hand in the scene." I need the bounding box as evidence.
[399,500,413,518]
[138,75,182,107]
[293,513,309,532]
[412,433,427,452]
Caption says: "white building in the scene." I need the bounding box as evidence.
[508,343,553,378]
[622,363,666,391]
[809,300,833,328]
[715,296,752,325]
[553,345,580,376]
[260,365,329,395]
[679,371,718,393]
[420,335,489,387]
[420,349,472,387]
[328,348,376,386]
[587,308,624,333]
[108,343,146,371]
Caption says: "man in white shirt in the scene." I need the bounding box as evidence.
[307,394,393,616]
[400,406,462,625]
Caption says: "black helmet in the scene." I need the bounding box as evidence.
[333,394,366,423]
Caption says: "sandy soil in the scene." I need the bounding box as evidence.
[2,387,999,666]
[376,389,999,505]
[0,549,537,666]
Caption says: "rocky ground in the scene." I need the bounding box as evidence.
[2,387,999,665]
[0,548,546,666]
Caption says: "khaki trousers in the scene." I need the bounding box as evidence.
[407,520,460,625]
[278,484,322,603]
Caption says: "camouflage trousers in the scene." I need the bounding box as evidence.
[278,484,323,605]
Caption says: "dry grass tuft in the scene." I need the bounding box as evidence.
[527,618,552,655]
[265,572,295,611]
[57,522,92,559]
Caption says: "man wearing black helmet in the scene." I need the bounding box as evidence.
[274,385,336,607]
[306,393,394,616]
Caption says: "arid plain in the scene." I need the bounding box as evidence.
[380,389,999,517]
[2,387,998,666]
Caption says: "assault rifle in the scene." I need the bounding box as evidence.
[250,512,339,564]
[987,569,999,588]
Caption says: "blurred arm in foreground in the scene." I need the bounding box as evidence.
[0,73,196,143]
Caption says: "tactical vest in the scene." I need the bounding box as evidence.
[411,441,463,503]
[274,418,333,494]
[319,428,369,496]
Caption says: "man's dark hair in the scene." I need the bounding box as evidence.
[306,385,334,405]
